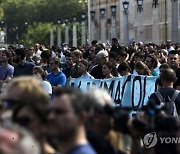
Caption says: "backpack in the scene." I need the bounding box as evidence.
[155,90,179,117]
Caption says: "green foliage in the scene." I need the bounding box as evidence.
[1,0,87,44]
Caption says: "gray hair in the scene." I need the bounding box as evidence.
[96,50,109,59]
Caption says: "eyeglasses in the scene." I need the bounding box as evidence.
[1,99,23,109]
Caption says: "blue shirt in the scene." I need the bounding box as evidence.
[47,71,66,86]
[67,144,96,154]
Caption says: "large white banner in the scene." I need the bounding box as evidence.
[67,75,159,109]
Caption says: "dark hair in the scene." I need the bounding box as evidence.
[15,48,26,60]
[33,66,46,80]
[160,68,177,83]
[40,50,52,60]
[118,62,132,73]
[159,63,170,70]
[112,38,118,43]
[117,50,128,57]
[146,54,158,69]
[109,52,117,59]
[168,50,180,56]
[66,52,72,58]
[53,87,88,115]
[103,62,118,77]
[91,40,97,45]
[3,51,13,65]
[134,52,145,59]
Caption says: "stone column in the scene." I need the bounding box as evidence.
[152,1,160,44]
[171,0,179,43]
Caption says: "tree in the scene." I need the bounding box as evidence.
[1,0,87,44]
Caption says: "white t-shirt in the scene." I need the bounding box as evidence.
[42,80,52,95]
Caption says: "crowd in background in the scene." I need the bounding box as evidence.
[0,39,179,154]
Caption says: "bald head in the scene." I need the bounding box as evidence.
[161,68,177,83]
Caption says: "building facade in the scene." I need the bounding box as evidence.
[89,0,180,44]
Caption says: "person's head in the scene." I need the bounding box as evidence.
[40,50,52,64]
[3,77,49,109]
[91,40,98,46]
[49,57,60,71]
[159,63,170,73]
[168,50,180,70]
[1,51,13,65]
[102,62,114,78]
[160,68,177,86]
[96,50,109,66]
[158,49,168,64]
[117,50,128,64]
[71,50,82,63]
[135,61,152,76]
[0,124,41,154]
[78,59,89,74]
[12,99,49,139]
[14,48,26,63]
[111,38,118,47]
[65,53,74,67]
[145,54,158,70]
[34,43,40,51]
[48,88,88,140]
[32,66,46,80]
[85,89,113,136]
[109,52,118,66]
[133,52,145,64]
[166,40,172,48]
[26,47,34,58]
[117,62,132,76]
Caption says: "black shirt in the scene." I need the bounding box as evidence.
[90,65,105,79]
[14,61,35,77]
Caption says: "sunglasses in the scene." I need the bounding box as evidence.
[1,99,23,109]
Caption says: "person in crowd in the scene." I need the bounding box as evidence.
[109,52,119,68]
[47,57,66,90]
[0,51,14,89]
[102,62,117,78]
[134,61,152,76]
[33,66,52,96]
[85,89,125,154]
[90,50,109,79]
[166,40,175,52]
[40,49,52,74]
[13,48,35,77]
[149,68,180,115]
[110,38,123,53]
[47,87,96,154]
[1,77,55,154]
[145,54,160,76]
[26,47,35,63]
[78,59,94,79]
[117,62,132,76]
[167,50,180,90]
[62,53,74,79]
[69,49,82,78]
[88,46,99,72]
[159,63,170,73]
[33,43,42,65]
[158,49,168,64]
[117,50,129,65]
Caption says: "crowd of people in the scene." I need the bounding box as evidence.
[0,39,179,154]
